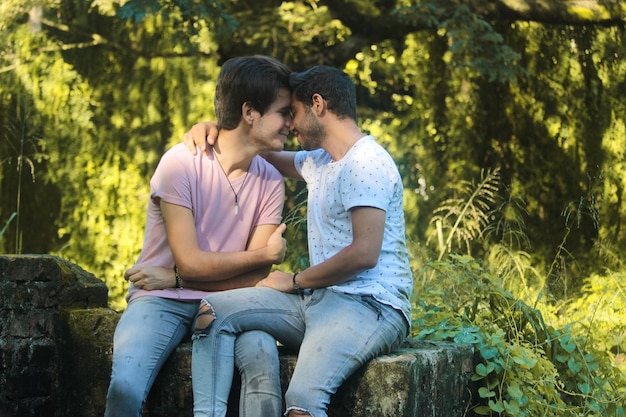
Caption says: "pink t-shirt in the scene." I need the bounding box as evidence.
[127,143,284,302]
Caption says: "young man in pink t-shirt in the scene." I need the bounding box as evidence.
[104,56,293,417]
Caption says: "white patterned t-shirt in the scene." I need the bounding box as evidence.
[294,135,412,328]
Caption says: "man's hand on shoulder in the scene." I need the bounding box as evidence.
[182,121,220,155]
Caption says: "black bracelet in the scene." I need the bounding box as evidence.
[174,265,183,289]
[292,272,304,299]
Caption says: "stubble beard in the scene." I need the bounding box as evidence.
[299,115,325,151]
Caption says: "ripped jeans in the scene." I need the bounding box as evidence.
[191,287,408,417]
[105,296,281,417]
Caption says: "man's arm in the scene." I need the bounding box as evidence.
[120,198,283,294]
[126,265,269,291]
[183,221,284,290]
[182,122,303,180]
[261,151,301,180]
[126,221,284,291]
[162,200,285,280]
[259,206,385,292]
[181,224,284,291]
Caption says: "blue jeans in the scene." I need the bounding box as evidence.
[105,296,281,417]
[192,287,408,417]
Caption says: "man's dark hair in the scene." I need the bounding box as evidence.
[215,55,291,130]
[289,65,357,121]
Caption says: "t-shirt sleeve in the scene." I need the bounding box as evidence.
[256,171,285,226]
[150,149,193,210]
[255,157,285,226]
[340,149,396,212]
[295,149,330,183]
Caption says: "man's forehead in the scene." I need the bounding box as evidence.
[271,88,291,106]
[276,87,291,98]
[291,95,305,107]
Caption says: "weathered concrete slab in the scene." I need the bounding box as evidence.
[146,339,474,417]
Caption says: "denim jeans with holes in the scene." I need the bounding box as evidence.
[105,296,281,417]
[191,287,408,417]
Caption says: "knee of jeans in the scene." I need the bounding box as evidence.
[192,299,216,338]
[236,332,279,368]
[106,376,145,413]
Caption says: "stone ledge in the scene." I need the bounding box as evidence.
[146,339,474,417]
[61,306,474,417]
[1,255,475,417]
[62,307,475,417]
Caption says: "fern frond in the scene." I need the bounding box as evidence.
[430,168,501,260]
[483,192,530,249]
[487,243,543,300]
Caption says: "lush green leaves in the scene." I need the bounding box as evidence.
[413,254,626,416]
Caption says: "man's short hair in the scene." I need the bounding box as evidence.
[289,65,357,121]
[215,55,291,130]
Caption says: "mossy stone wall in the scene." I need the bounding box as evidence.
[0,255,475,417]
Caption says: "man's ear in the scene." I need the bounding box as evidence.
[311,93,326,116]
[242,102,255,125]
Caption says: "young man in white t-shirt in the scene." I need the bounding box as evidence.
[104,55,293,417]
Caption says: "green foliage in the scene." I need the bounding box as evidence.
[394,1,521,83]
[414,167,626,416]
[117,0,237,38]
[281,181,310,272]
[556,270,626,375]
[440,6,521,83]
[412,254,626,416]
[212,2,352,68]
[429,168,501,259]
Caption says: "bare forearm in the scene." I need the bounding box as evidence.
[267,208,385,291]
[176,247,274,282]
[125,264,271,292]
[261,151,301,179]
[295,245,374,288]
[162,203,285,282]
[181,265,271,291]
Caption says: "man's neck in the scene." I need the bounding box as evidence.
[322,121,365,162]
[211,130,256,177]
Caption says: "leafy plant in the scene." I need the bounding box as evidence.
[395,2,522,83]
[415,167,626,416]
[483,192,543,301]
[281,181,310,272]
[429,168,501,260]
[556,270,626,375]
[412,254,626,416]
[0,98,46,254]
